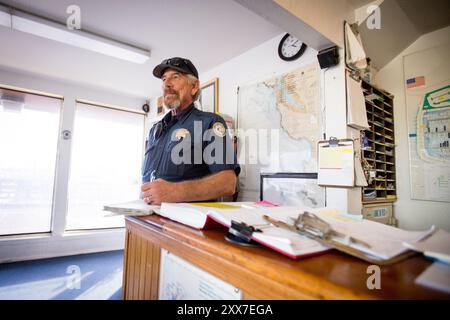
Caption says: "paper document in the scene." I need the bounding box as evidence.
[205,204,330,258]
[354,155,368,186]
[315,213,434,260]
[347,73,369,130]
[318,140,355,186]
[404,229,450,264]
[415,262,450,294]
[319,147,346,168]
[160,202,329,258]
[158,201,434,263]
[103,199,158,216]
[345,22,367,69]
[260,207,433,261]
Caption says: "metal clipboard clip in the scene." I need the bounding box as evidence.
[259,212,409,265]
[293,212,371,248]
[263,212,370,248]
[328,136,340,147]
[321,136,353,148]
[264,212,416,265]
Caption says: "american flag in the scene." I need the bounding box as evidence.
[406,76,425,89]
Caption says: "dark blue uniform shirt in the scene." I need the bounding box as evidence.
[142,104,240,183]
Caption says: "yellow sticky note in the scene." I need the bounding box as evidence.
[320,147,343,169]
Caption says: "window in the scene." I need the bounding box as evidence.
[66,102,145,230]
[0,88,61,235]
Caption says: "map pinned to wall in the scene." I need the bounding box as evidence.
[404,43,450,202]
[237,63,323,201]
[418,85,450,162]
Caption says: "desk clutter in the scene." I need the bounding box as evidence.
[105,200,448,272]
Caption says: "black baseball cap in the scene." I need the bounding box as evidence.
[153,57,199,79]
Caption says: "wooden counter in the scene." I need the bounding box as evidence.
[122,215,449,300]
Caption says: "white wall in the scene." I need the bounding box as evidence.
[374,26,450,231]
[0,66,147,262]
[197,34,349,212]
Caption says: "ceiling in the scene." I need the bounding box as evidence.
[397,0,450,35]
[358,0,450,70]
[0,0,283,98]
[347,0,377,8]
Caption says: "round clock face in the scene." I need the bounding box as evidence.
[278,33,307,61]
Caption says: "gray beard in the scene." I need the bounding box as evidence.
[163,99,181,110]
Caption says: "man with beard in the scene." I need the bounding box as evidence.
[141,57,240,205]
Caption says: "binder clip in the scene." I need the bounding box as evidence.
[225,220,261,247]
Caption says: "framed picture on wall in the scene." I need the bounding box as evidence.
[199,78,219,113]
[156,96,164,116]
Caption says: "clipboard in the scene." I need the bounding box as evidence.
[317,137,355,187]
[263,212,418,265]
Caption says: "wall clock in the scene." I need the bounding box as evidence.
[278,33,307,61]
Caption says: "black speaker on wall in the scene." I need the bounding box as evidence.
[317,46,339,69]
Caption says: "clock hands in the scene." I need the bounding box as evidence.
[278,33,307,61]
[290,40,300,48]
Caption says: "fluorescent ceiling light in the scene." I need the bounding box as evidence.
[0,6,150,64]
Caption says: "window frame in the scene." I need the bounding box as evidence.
[65,99,147,231]
[0,84,147,263]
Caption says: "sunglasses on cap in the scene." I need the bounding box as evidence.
[153,57,198,79]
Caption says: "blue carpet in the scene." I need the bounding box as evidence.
[0,250,123,300]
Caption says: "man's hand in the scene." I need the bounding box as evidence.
[141,179,181,205]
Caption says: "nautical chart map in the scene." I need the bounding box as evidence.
[404,43,450,202]
[237,63,325,204]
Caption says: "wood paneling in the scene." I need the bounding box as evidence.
[122,227,160,300]
[122,215,450,300]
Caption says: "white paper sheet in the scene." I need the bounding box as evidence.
[318,141,355,187]
[103,199,158,216]
[404,229,450,264]
[347,73,370,130]
[415,262,450,294]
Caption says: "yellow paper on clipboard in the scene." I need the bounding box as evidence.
[318,139,355,186]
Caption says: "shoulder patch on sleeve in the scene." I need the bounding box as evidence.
[212,121,226,137]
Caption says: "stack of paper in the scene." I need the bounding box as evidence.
[206,204,330,259]
[159,202,330,259]
[158,202,226,229]
[157,201,435,263]
[103,199,159,216]
[258,206,434,262]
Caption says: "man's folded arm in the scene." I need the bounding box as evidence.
[176,169,237,202]
[141,169,237,204]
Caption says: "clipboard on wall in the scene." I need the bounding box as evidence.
[317,137,355,187]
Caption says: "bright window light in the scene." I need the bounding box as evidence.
[66,102,145,230]
[0,88,61,235]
